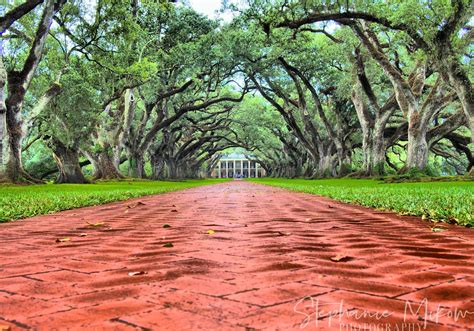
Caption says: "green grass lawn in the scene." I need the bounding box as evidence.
[0,179,228,222]
[248,178,474,227]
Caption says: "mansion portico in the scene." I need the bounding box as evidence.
[211,153,265,178]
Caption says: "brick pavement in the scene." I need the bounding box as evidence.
[0,181,473,330]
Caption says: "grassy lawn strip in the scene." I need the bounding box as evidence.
[248,178,474,227]
[0,179,228,222]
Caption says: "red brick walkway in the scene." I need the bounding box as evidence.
[0,181,473,330]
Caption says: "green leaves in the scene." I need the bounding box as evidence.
[122,58,158,80]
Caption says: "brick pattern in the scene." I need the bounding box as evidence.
[0,181,473,330]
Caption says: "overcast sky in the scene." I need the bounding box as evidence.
[189,0,222,17]
[189,0,237,22]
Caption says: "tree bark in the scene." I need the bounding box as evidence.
[88,150,124,180]
[353,24,432,173]
[334,142,351,177]
[3,102,40,182]
[444,61,474,156]
[317,151,333,178]
[167,158,179,179]
[50,139,88,184]
[0,0,44,35]
[150,155,165,180]
[372,127,386,175]
[0,0,57,183]
[0,56,8,182]
[127,152,145,178]
[432,3,474,158]
[351,86,390,176]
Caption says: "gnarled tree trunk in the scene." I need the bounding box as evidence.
[2,99,39,183]
[0,59,9,182]
[405,112,429,171]
[50,139,88,184]
[167,158,179,179]
[317,154,332,178]
[87,149,124,180]
[127,152,145,178]
[372,126,386,175]
[150,155,165,180]
[0,0,58,183]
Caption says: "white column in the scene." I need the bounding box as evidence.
[218,161,221,178]
[225,161,229,178]
[233,160,236,178]
[255,162,258,178]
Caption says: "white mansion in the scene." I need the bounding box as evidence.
[211,153,265,178]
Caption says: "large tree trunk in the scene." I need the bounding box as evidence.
[150,154,165,180]
[303,163,313,177]
[2,101,39,183]
[0,110,8,182]
[0,0,57,183]
[361,129,373,175]
[405,113,429,171]
[0,58,8,182]
[167,158,179,179]
[3,78,26,182]
[89,151,124,180]
[50,139,88,184]
[354,24,429,174]
[273,166,281,178]
[335,143,351,177]
[445,63,474,176]
[3,83,62,183]
[352,87,378,176]
[187,163,200,178]
[371,127,386,176]
[435,44,474,146]
[294,157,303,177]
[317,154,332,178]
[127,152,145,179]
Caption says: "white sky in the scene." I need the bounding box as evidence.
[189,0,222,17]
[189,0,235,22]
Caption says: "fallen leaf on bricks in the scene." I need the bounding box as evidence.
[163,243,174,248]
[127,201,146,209]
[207,230,215,235]
[86,222,105,227]
[128,271,147,276]
[0,325,11,331]
[79,233,87,237]
[276,231,291,236]
[170,209,178,213]
[56,237,71,243]
[330,255,352,262]
[163,224,171,228]
[431,227,446,232]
